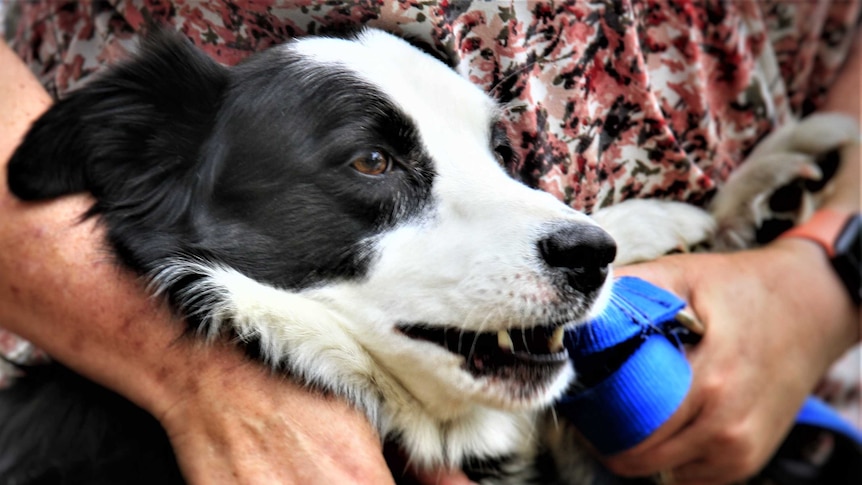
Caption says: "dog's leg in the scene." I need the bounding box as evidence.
[710,151,824,250]
[711,113,860,250]
[592,199,716,266]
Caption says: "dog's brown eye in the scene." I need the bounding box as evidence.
[351,151,391,176]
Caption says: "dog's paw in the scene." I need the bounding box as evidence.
[711,113,860,250]
[711,152,822,250]
[592,199,715,266]
[747,112,860,159]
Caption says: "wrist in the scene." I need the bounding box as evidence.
[767,237,859,358]
[778,208,861,306]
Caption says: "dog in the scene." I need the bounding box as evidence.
[1,27,855,484]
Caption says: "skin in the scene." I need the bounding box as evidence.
[604,34,862,485]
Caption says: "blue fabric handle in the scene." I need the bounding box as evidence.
[557,276,862,456]
[558,334,691,454]
[796,396,862,445]
[556,276,690,454]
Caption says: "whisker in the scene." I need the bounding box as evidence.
[466,315,490,364]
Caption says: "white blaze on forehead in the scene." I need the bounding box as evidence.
[286,29,580,216]
[288,30,500,166]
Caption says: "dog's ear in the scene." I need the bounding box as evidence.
[7,28,228,201]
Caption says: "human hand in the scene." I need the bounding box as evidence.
[157,341,401,485]
[602,240,857,484]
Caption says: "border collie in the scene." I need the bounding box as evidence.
[2,27,855,484]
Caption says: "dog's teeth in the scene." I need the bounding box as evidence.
[548,326,565,353]
[497,330,514,352]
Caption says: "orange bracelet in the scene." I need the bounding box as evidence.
[778,209,851,258]
[780,209,861,305]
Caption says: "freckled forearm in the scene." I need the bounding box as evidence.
[0,38,180,414]
[0,40,51,180]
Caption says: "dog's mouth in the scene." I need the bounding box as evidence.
[396,324,568,380]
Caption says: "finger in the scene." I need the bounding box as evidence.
[603,402,707,477]
[672,458,746,485]
[632,388,704,453]
[629,414,727,477]
[615,256,691,300]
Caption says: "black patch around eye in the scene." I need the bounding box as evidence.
[372,107,425,168]
[192,55,436,291]
[349,150,392,176]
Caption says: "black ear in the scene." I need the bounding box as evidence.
[7,28,229,201]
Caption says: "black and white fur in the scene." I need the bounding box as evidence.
[2,27,855,484]
[3,28,621,483]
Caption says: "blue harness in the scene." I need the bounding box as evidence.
[556,277,862,480]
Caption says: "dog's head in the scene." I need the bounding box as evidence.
[9,28,615,458]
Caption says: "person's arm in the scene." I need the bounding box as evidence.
[603,34,861,485]
[0,39,397,485]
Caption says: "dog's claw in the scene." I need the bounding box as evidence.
[797,162,822,181]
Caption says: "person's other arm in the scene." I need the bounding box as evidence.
[604,33,860,485]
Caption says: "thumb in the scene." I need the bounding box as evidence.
[614,255,692,302]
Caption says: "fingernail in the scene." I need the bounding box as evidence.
[675,309,705,335]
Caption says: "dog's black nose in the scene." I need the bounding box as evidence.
[538,224,617,293]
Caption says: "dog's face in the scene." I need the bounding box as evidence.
[275,31,617,414]
[9,29,615,452]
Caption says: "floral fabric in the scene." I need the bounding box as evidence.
[9,0,860,209]
[2,0,860,422]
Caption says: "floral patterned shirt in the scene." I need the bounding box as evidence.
[2,0,860,424]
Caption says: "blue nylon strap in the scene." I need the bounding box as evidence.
[556,276,862,457]
[557,276,690,455]
[796,396,862,445]
[567,276,685,353]
[558,334,692,454]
